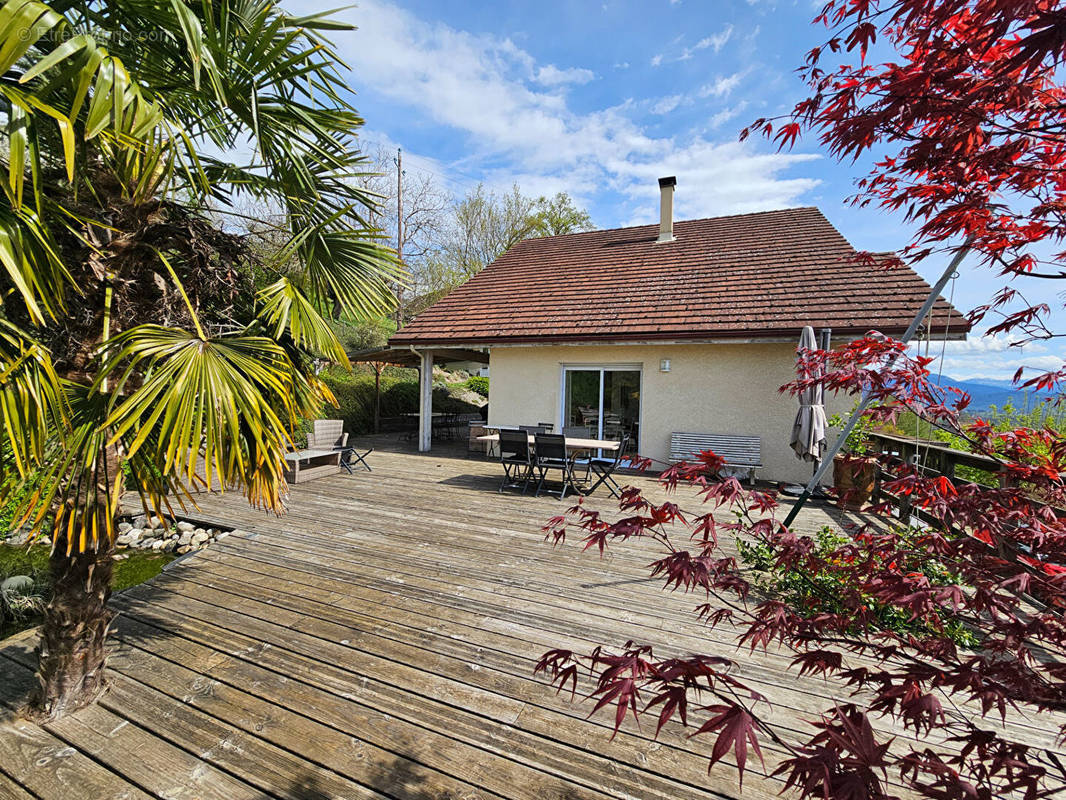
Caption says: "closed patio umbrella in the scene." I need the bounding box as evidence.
[789,326,827,463]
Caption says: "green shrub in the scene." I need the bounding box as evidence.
[737,525,978,647]
[315,369,484,436]
[465,376,489,397]
[318,369,421,435]
[0,475,33,536]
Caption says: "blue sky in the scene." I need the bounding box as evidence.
[286,0,1063,382]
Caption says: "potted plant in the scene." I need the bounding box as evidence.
[828,407,880,510]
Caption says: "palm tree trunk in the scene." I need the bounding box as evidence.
[30,536,115,721]
[29,440,123,722]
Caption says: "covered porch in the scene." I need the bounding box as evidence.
[348,345,490,452]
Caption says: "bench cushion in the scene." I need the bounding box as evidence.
[669,432,762,468]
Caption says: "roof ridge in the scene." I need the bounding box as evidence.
[512,205,825,244]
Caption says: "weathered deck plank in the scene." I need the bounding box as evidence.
[0,441,1061,798]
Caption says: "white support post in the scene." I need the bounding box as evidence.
[418,350,433,452]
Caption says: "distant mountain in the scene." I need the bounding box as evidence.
[934,376,1055,414]
[959,377,1024,390]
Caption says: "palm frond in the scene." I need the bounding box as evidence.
[257,276,350,366]
[304,227,405,319]
[20,385,121,554]
[96,324,324,512]
[0,320,66,476]
[0,204,71,322]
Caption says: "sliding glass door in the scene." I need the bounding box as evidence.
[562,366,640,454]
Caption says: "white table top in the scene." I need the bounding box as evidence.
[477,433,619,451]
[284,448,339,461]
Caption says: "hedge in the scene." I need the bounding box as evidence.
[319,371,420,436]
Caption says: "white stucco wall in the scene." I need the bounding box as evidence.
[486,342,848,485]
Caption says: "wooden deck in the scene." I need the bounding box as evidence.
[0,440,1059,799]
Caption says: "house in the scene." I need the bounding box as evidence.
[387,178,969,484]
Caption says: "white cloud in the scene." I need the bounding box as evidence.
[926,330,1048,356]
[355,127,465,189]
[699,25,734,54]
[936,353,1063,382]
[619,139,819,224]
[653,25,734,65]
[699,71,745,98]
[709,101,749,129]
[291,1,819,221]
[534,64,595,86]
[910,329,1064,382]
[650,94,684,115]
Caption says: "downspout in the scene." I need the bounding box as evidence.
[782,241,972,529]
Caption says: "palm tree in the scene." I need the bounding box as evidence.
[0,0,402,720]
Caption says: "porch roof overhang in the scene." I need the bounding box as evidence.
[387,326,969,350]
[347,346,490,367]
[348,347,489,456]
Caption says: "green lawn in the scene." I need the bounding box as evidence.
[0,541,174,639]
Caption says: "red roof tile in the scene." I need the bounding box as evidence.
[389,207,970,346]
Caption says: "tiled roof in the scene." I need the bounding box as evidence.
[390,207,970,346]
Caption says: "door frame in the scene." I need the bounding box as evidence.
[557,363,643,450]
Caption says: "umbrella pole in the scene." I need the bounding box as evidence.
[782,241,971,529]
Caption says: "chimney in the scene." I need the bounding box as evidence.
[657,176,676,243]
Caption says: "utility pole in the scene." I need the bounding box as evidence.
[394,147,404,327]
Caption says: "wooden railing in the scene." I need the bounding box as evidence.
[867,431,1003,524]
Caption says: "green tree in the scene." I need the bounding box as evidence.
[529,191,594,237]
[329,315,395,353]
[417,184,593,301]
[0,0,401,719]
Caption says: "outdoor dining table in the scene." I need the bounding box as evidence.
[477,433,622,497]
[476,433,619,452]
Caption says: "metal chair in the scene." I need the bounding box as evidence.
[562,425,591,438]
[563,426,594,487]
[533,433,580,500]
[338,446,372,473]
[434,411,461,441]
[585,433,631,498]
[519,424,552,434]
[498,429,533,493]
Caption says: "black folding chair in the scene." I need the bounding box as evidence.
[585,434,630,498]
[562,425,591,438]
[533,433,580,500]
[339,446,373,473]
[520,424,552,434]
[499,429,533,493]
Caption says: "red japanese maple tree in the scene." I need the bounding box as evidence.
[535,3,1066,798]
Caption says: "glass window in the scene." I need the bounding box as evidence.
[562,367,640,454]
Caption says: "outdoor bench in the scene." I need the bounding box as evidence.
[669,431,762,485]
